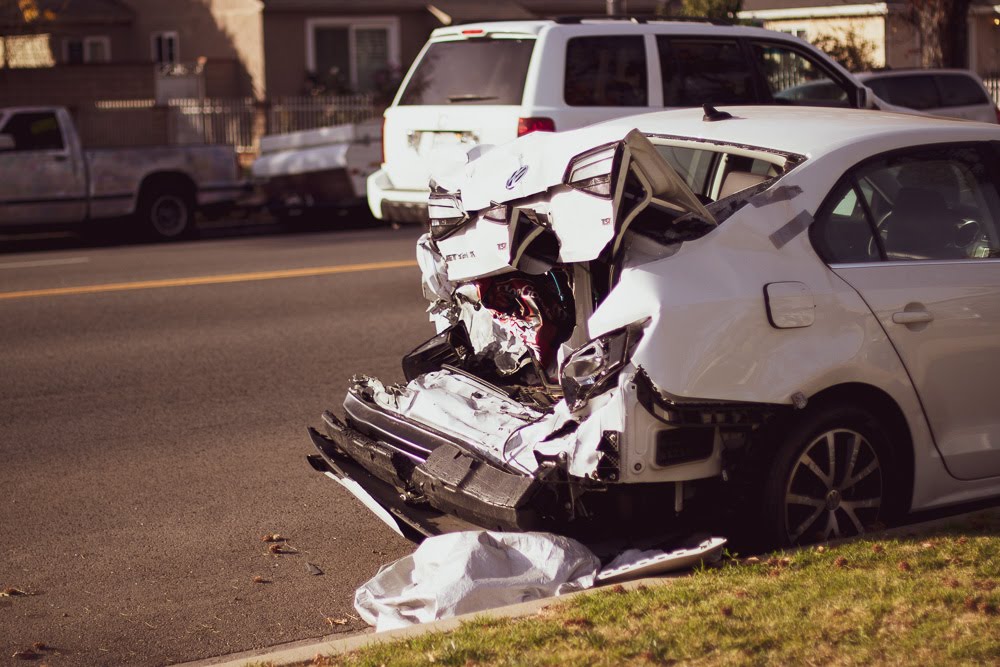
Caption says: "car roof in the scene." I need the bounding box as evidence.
[429,18,819,41]
[596,106,1000,156]
[856,69,984,80]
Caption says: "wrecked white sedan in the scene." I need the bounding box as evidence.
[308,106,1000,547]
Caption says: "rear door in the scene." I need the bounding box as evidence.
[812,143,1000,480]
[383,33,537,192]
[656,36,760,107]
[0,109,86,225]
[547,33,652,131]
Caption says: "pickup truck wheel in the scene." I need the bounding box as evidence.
[760,403,896,548]
[139,186,195,241]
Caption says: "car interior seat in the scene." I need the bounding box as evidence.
[882,187,965,260]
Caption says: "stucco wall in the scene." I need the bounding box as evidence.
[121,0,263,98]
[883,13,920,69]
[761,16,887,68]
[970,14,1000,75]
[0,62,156,106]
[262,9,437,98]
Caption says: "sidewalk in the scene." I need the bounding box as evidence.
[179,506,1000,667]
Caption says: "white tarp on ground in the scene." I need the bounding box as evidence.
[354,531,727,632]
[354,531,600,632]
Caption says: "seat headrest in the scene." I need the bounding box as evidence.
[718,170,768,199]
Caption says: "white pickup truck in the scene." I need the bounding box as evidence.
[0,106,245,240]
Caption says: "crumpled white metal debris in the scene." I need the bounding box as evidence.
[354,531,600,632]
[359,372,542,468]
[355,369,619,477]
[354,531,728,632]
[596,537,727,584]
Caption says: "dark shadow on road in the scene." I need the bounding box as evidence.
[0,207,412,255]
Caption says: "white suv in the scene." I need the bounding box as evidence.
[368,17,888,223]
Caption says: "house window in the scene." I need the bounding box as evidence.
[63,36,111,64]
[151,31,179,66]
[305,17,400,93]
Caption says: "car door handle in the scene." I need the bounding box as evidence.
[52,154,68,162]
[892,310,934,324]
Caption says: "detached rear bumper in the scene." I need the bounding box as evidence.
[307,407,557,536]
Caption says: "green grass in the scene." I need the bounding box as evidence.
[311,516,1000,666]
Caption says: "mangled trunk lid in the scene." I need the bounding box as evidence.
[427,127,716,282]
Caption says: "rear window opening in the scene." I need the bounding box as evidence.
[398,38,535,106]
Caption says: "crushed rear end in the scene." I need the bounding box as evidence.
[311,123,798,541]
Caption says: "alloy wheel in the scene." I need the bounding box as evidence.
[784,428,882,544]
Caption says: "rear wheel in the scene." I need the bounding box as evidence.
[761,403,895,547]
[138,184,195,241]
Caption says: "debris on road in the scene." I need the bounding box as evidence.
[252,576,271,584]
[1,587,31,597]
[268,543,298,555]
[261,533,286,543]
[324,616,349,627]
[305,562,324,576]
[12,648,40,660]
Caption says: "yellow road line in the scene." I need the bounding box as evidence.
[0,259,418,301]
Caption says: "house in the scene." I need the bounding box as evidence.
[737,0,1000,76]
[0,0,263,105]
[260,1,664,99]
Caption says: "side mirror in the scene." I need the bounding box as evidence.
[0,134,15,151]
[857,85,878,110]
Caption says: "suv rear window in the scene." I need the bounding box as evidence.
[565,36,648,107]
[398,38,534,105]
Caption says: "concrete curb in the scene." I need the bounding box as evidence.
[180,507,1000,667]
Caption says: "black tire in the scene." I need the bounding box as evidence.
[138,184,196,241]
[759,402,899,548]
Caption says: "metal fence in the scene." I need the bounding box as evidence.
[268,94,381,135]
[77,95,383,153]
[985,77,1000,106]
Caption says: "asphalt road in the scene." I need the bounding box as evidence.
[1,222,429,664]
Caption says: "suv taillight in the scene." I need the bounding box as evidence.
[517,117,555,137]
[381,116,387,165]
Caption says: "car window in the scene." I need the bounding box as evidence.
[397,38,535,105]
[811,179,881,263]
[815,145,1000,262]
[658,38,757,106]
[0,111,64,151]
[935,74,989,107]
[751,42,851,107]
[564,36,647,107]
[654,144,720,195]
[865,75,941,110]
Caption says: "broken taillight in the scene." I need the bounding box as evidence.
[564,143,616,198]
[517,117,555,137]
[427,185,468,240]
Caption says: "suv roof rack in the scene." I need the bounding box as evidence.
[552,14,736,26]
